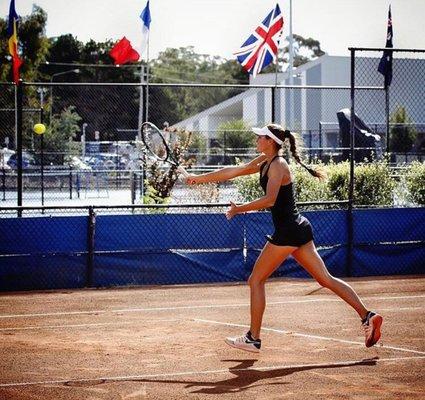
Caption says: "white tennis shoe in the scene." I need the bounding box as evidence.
[225,331,261,353]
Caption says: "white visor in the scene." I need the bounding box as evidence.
[252,126,283,145]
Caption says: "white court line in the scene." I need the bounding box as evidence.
[194,318,425,356]
[0,319,181,332]
[0,355,424,388]
[0,294,424,320]
[379,307,423,312]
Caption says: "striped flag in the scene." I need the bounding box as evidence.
[7,0,23,83]
[234,4,284,78]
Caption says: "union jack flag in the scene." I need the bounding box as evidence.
[235,4,284,78]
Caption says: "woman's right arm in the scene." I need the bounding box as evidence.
[186,154,267,184]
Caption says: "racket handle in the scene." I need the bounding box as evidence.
[177,166,189,178]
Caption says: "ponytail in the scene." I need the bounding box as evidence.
[266,124,326,180]
[285,130,326,180]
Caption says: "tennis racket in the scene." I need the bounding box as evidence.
[140,121,189,178]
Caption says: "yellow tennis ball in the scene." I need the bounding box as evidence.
[33,123,46,135]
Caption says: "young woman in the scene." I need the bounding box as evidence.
[184,124,383,353]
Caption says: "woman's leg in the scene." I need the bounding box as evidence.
[248,242,296,339]
[291,241,368,319]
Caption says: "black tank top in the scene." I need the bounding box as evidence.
[259,156,299,224]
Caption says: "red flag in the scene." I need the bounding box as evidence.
[109,37,140,65]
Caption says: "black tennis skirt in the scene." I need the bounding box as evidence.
[266,215,314,247]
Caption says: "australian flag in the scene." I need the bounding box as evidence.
[235,4,284,78]
[377,5,393,87]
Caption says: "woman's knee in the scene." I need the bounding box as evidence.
[248,273,266,288]
[316,272,335,289]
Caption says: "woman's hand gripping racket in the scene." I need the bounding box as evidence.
[140,122,189,178]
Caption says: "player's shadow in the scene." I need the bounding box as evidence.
[134,357,379,395]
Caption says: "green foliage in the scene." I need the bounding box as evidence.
[43,106,81,150]
[390,106,418,153]
[235,173,263,203]
[188,132,207,154]
[354,162,395,205]
[142,182,170,206]
[148,47,248,126]
[405,161,425,205]
[263,34,325,73]
[236,160,396,206]
[292,163,332,202]
[216,120,254,164]
[327,161,350,201]
[0,5,50,82]
[151,46,247,84]
[217,120,255,149]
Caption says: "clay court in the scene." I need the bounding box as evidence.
[0,276,424,400]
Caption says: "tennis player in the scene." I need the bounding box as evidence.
[184,124,383,353]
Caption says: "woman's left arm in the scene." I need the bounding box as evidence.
[226,160,286,220]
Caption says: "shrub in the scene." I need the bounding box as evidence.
[405,161,425,205]
[292,162,332,203]
[235,159,396,207]
[354,161,395,206]
[235,173,262,203]
[327,161,350,201]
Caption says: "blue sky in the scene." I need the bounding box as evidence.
[2,0,425,60]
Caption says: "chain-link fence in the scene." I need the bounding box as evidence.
[0,51,424,292]
[1,49,424,207]
[0,203,423,291]
[353,48,425,160]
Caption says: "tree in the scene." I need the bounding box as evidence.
[149,47,248,127]
[217,119,255,164]
[45,35,142,139]
[389,106,417,153]
[0,5,49,82]
[263,34,325,74]
[39,106,82,163]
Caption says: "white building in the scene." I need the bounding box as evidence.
[173,54,425,149]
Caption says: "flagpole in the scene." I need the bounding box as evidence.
[138,1,151,129]
[274,4,279,123]
[145,31,150,123]
[288,0,294,129]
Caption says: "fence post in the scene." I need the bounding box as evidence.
[16,80,23,216]
[69,167,73,199]
[271,86,276,123]
[347,48,356,277]
[142,84,147,123]
[385,85,390,154]
[39,107,45,208]
[86,206,96,287]
[131,171,135,204]
[1,168,5,201]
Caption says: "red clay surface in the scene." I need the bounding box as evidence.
[0,276,424,399]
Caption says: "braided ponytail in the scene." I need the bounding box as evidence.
[267,124,326,180]
[285,130,326,180]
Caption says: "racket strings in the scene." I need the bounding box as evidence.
[143,125,168,161]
